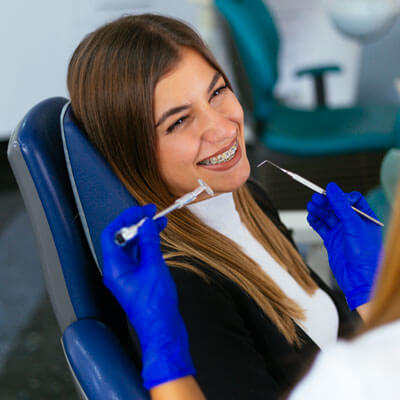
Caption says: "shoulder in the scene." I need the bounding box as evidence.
[246,178,279,218]
[290,321,400,399]
[347,320,400,360]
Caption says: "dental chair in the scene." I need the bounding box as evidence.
[8,97,149,399]
[214,0,400,156]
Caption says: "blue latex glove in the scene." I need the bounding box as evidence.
[306,182,382,310]
[101,204,195,389]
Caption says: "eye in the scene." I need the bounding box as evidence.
[166,115,188,133]
[210,84,228,100]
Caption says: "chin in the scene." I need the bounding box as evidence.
[217,163,251,193]
[238,157,251,181]
[233,159,250,186]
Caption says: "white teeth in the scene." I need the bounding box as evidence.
[199,141,238,165]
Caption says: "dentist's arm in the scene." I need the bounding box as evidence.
[101,204,205,400]
[307,182,382,316]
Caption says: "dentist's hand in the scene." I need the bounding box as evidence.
[307,182,382,310]
[101,204,195,389]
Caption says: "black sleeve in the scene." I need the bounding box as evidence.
[170,267,279,400]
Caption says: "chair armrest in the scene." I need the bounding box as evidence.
[295,65,341,78]
[295,65,342,107]
[62,319,149,400]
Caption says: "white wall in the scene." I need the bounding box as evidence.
[1,0,75,139]
[265,0,361,108]
[0,0,232,140]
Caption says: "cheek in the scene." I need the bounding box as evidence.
[233,98,244,124]
[157,137,197,181]
[222,94,244,126]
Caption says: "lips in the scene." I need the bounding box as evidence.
[197,139,238,165]
[197,140,242,171]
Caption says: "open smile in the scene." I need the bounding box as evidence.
[197,139,242,171]
[198,140,238,165]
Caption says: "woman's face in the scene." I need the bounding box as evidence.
[154,48,250,198]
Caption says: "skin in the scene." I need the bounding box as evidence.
[154,47,251,199]
[150,376,205,400]
[357,303,369,320]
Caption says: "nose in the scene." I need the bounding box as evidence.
[199,106,237,144]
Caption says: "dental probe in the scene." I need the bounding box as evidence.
[114,179,214,246]
[257,159,384,227]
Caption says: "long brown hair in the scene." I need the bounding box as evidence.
[362,184,400,333]
[67,14,317,344]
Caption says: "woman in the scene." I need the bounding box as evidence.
[102,183,400,400]
[69,14,378,398]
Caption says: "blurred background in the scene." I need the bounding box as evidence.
[1,0,399,398]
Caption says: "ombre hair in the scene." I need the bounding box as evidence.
[362,183,400,333]
[67,14,317,344]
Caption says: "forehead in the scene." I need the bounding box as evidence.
[159,48,215,85]
[154,49,217,111]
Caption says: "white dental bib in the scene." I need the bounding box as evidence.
[187,192,339,350]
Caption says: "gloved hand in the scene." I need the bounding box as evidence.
[306,182,382,310]
[101,204,195,389]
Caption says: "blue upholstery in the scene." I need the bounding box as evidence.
[61,103,138,272]
[63,320,148,399]
[8,97,148,400]
[215,0,400,156]
[9,97,101,322]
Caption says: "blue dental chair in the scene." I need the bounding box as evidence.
[214,0,400,156]
[8,97,149,399]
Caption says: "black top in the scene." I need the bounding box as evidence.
[131,180,360,399]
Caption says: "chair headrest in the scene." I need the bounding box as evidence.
[61,103,138,272]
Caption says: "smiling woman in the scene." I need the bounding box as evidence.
[154,48,249,196]
[67,14,360,399]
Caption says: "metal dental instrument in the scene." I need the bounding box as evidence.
[257,159,384,227]
[114,179,214,246]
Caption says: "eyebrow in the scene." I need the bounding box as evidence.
[155,71,222,128]
[207,71,222,94]
[155,105,190,128]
